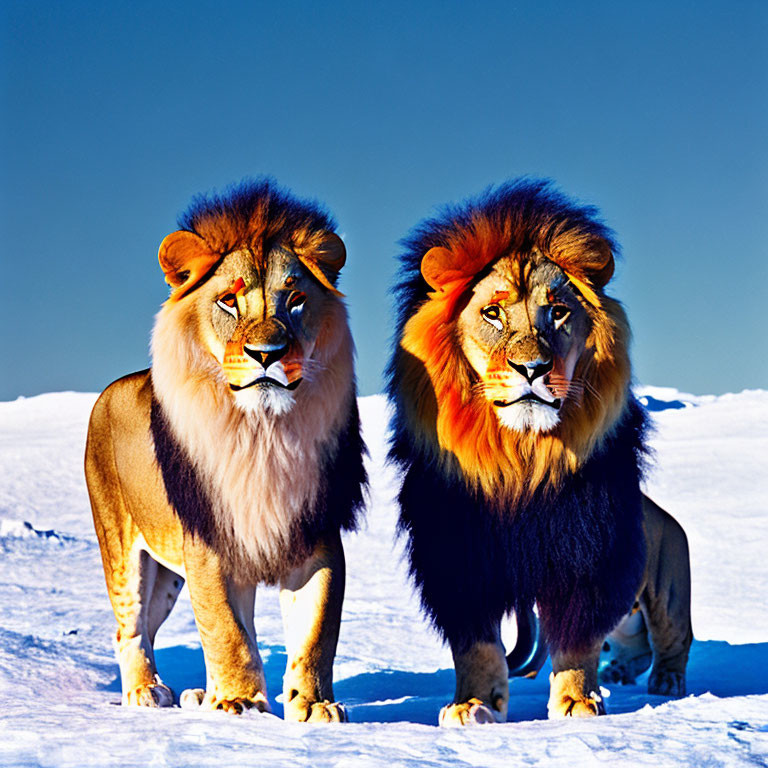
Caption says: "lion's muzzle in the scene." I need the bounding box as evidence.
[485,356,563,410]
[494,391,562,409]
[223,339,303,391]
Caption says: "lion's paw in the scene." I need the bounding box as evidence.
[179,688,206,710]
[284,695,348,723]
[190,690,270,715]
[599,652,652,686]
[306,701,348,723]
[548,691,605,718]
[648,667,686,697]
[439,698,500,727]
[123,681,174,708]
[215,696,270,715]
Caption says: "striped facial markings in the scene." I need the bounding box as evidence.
[216,277,247,319]
[215,270,314,392]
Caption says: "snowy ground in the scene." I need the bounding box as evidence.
[0,387,766,767]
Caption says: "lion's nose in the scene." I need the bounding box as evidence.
[243,344,289,369]
[508,358,553,382]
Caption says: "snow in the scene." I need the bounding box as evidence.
[1,388,767,766]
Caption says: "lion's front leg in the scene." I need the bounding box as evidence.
[279,531,347,723]
[182,537,269,714]
[548,642,605,718]
[440,638,509,727]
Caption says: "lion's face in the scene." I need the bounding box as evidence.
[396,182,631,499]
[456,253,590,433]
[196,247,335,415]
[155,227,346,417]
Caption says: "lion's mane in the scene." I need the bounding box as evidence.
[387,179,648,653]
[151,179,366,583]
[389,178,636,502]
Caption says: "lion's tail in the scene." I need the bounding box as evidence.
[505,606,549,679]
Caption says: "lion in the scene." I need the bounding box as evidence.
[387,179,692,725]
[85,179,366,721]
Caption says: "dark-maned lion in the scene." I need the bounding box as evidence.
[387,179,692,725]
[85,179,366,720]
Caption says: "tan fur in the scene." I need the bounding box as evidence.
[440,641,509,726]
[547,497,693,714]
[151,294,354,580]
[600,497,693,697]
[402,253,691,723]
[438,496,693,722]
[279,532,348,722]
[86,208,357,719]
[548,642,605,717]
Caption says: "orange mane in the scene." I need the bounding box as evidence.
[395,207,632,504]
[158,178,345,302]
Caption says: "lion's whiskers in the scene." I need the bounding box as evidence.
[299,358,327,383]
[581,378,602,401]
[476,369,606,409]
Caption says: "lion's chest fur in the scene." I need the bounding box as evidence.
[149,295,365,583]
[149,376,361,583]
[396,399,649,653]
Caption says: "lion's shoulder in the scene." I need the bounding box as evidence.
[89,369,152,439]
[93,369,152,408]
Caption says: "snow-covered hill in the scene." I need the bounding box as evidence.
[1,389,766,767]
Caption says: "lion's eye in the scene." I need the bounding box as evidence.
[480,304,504,331]
[216,293,238,319]
[285,276,297,288]
[287,291,307,312]
[551,304,571,329]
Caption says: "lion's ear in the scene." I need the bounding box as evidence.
[314,231,346,272]
[296,232,346,296]
[583,239,615,288]
[158,230,221,301]
[561,239,615,309]
[420,246,470,291]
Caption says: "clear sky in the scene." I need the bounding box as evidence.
[1,0,766,400]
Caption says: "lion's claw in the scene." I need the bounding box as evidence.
[306,701,348,723]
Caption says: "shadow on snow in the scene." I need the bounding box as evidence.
[100,638,768,724]
[638,395,688,412]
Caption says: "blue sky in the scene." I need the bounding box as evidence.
[1,0,766,399]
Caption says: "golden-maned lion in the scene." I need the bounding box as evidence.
[85,179,366,721]
[387,179,692,725]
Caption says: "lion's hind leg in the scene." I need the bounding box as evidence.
[87,377,180,708]
[146,562,184,645]
[506,606,549,678]
[601,499,693,697]
[111,546,180,707]
[89,472,177,706]
[640,497,693,697]
[599,605,653,686]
